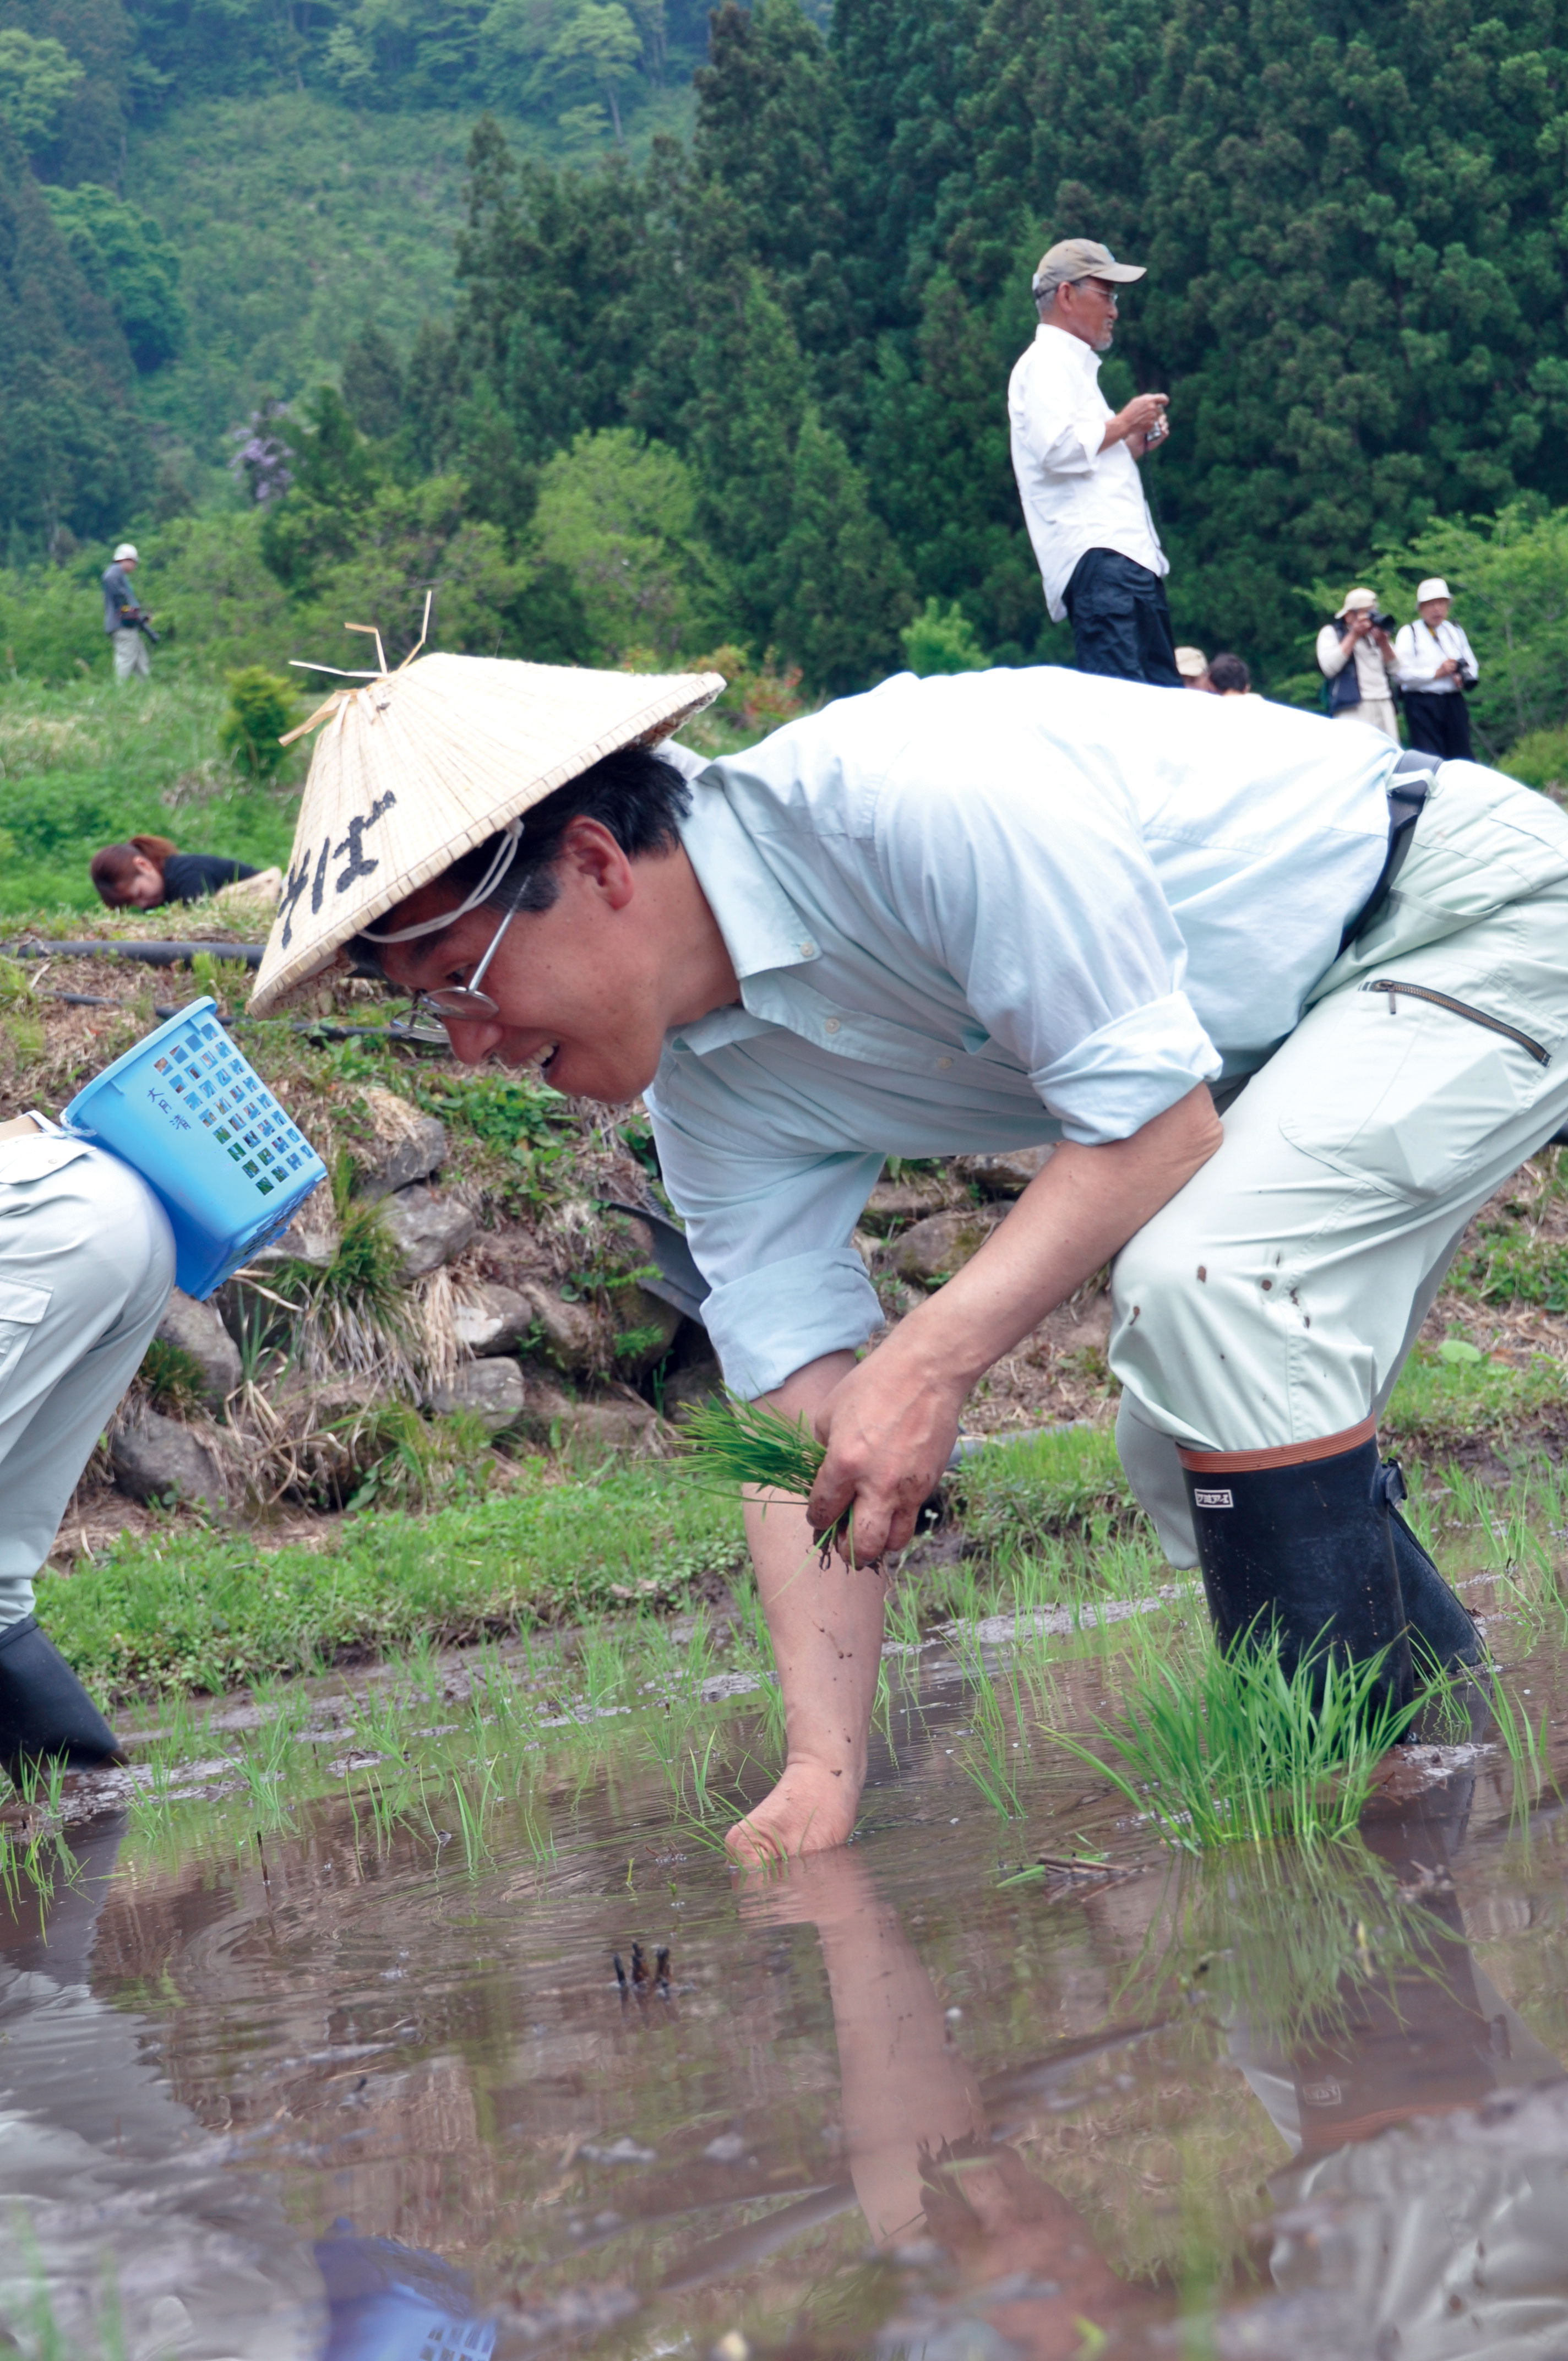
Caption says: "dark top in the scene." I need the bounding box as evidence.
[159,853,259,904]
[102,562,141,635]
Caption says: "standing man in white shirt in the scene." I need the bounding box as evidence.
[1316,587,1402,740]
[1395,578,1478,763]
[1008,238,1180,686]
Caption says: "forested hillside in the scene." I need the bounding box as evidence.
[7,0,1568,712]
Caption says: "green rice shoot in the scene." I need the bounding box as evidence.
[1056,1622,1434,1849]
[679,1392,861,1557]
[680,1391,826,1501]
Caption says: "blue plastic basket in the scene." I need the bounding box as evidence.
[61,997,328,1299]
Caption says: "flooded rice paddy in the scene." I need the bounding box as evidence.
[6,1546,1568,2361]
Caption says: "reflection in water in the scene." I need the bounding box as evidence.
[0,1818,497,2361]
[6,1703,1568,2358]
[750,1762,1568,2359]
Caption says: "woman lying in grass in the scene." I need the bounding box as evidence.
[253,652,1566,1862]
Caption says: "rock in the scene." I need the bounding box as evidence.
[661,1347,725,1422]
[521,1282,605,1374]
[611,1283,683,1377]
[112,1407,228,1510]
[451,1282,536,1357]
[154,1289,242,1408]
[428,1357,527,1433]
[526,1380,661,1451]
[352,1086,448,1201]
[876,1204,1008,1286]
[859,1173,967,1232]
[380,1186,477,1279]
[952,1146,1054,1197]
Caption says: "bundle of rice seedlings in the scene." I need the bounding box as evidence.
[681,1393,865,1560]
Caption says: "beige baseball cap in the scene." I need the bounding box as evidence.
[1031,238,1146,300]
[1336,586,1380,617]
[1174,646,1210,679]
[1416,578,1451,604]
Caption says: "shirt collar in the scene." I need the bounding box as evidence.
[675,771,823,982]
[1037,321,1099,375]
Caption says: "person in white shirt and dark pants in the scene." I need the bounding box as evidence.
[1395,578,1478,763]
[1008,238,1181,686]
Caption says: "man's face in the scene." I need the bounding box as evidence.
[1419,597,1451,627]
[377,819,695,1104]
[1053,275,1120,351]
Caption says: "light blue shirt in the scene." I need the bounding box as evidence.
[649,667,1395,1395]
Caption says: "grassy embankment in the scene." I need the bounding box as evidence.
[0,673,300,917]
[36,1342,1566,1706]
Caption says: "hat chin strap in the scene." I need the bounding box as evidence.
[359,820,524,945]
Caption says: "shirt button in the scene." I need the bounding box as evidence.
[824,1017,841,1034]
[937,1055,953,1070]
[798,940,818,958]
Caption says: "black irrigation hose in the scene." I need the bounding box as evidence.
[39,987,453,1052]
[0,939,267,967]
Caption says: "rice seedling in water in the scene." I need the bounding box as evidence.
[1056,1624,1431,1849]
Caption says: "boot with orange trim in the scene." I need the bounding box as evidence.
[1180,1420,1481,1712]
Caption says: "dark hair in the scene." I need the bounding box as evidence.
[90,833,177,907]
[355,743,692,966]
[1207,652,1250,694]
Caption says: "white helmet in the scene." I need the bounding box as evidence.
[113,542,138,562]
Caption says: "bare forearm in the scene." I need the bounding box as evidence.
[872,1085,1222,1397]
[802,1084,1223,1558]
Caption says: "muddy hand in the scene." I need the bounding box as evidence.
[804,1354,964,1565]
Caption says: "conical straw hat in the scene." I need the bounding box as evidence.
[249,651,723,1015]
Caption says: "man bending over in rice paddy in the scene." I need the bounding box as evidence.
[252,651,1568,1863]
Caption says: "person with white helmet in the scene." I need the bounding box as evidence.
[1394,578,1478,763]
[101,541,154,683]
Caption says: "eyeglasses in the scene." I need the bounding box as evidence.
[1086,279,1120,304]
[412,903,518,1025]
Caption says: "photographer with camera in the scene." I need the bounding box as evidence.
[1316,586,1402,741]
[100,542,156,684]
[1393,578,1478,763]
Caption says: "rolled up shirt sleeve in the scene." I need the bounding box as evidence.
[871,758,1222,1144]
[647,1068,885,1395]
[1018,383,1106,478]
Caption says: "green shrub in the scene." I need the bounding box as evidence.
[1502,727,1568,798]
[219,667,298,779]
[901,597,989,677]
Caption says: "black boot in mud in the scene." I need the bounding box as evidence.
[1182,1435,1414,1716]
[0,1615,124,1777]
[1379,1460,1485,1676]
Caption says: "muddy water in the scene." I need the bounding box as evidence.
[6,1623,1568,2361]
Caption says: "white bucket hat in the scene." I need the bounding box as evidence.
[1416,577,1451,604]
[249,647,723,1016]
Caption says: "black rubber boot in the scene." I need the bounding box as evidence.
[1380,1460,1485,1675]
[1183,1435,1414,1715]
[0,1614,124,1778]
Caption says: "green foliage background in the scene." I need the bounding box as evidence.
[7,0,1568,733]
